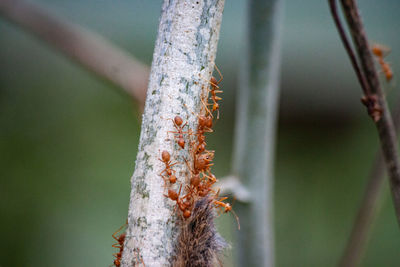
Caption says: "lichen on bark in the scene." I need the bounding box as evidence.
[121,1,225,266]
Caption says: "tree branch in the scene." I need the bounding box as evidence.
[328,0,370,96]
[216,175,252,203]
[0,0,149,106]
[121,0,225,265]
[232,0,284,266]
[330,0,400,225]
[339,91,400,267]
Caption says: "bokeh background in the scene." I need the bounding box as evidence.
[1,0,400,266]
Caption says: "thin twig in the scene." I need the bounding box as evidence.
[340,92,400,267]
[329,0,400,224]
[0,0,149,106]
[328,0,370,96]
[338,0,400,226]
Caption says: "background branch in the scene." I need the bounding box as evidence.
[0,0,149,106]
[121,0,225,265]
[232,0,284,265]
[339,92,400,267]
[331,0,400,225]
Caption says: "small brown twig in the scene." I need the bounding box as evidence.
[328,0,370,96]
[330,1,400,265]
[0,0,149,107]
[338,0,400,225]
[339,91,400,267]
[330,0,400,225]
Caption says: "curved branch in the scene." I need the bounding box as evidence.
[216,175,252,203]
[0,0,149,105]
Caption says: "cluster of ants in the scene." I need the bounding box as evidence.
[111,67,237,266]
[110,44,391,266]
[159,67,238,224]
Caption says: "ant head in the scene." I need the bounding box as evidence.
[372,45,383,57]
[174,116,183,126]
[196,143,205,153]
[224,203,232,213]
[161,150,170,162]
[205,152,214,161]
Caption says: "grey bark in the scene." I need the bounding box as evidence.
[121,0,225,266]
[233,0,284,266]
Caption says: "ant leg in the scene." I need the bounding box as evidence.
[213,63,223,84]
[230,209,241,230]
[112,222,127,241]
[159,175,169,188]
[112,243,122,249]
[200,97,213,118]
[169,161,179,168]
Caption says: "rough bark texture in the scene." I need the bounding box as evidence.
[233,0,284,266]
[121,1,225,266]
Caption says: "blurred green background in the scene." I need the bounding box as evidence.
[1,0,400,266]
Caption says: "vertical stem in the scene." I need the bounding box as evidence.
[340,93,400,267]
[339,154,386,267]
[121,0,225,266]
[340,0,400,226]
[233,0,284,266]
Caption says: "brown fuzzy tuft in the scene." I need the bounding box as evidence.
[173,197,227,267]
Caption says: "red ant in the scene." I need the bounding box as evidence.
[197,112,213,133]
[209,65,223,118]
[194,151,214,173]
[165,184,182,202]
[112,221,127,267]
[178,195,193,219]
[213,191,240,230]
[193,114,213,155]
[164,184,193,219]
[372,44,393,81]
[168,116,191,149]
[158,150,178,177]
[198,65,223,119]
